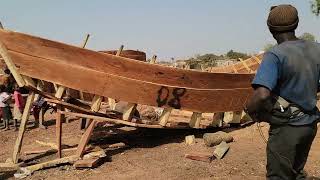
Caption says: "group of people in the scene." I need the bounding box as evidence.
[0,84,24,130]
[0,68,50,130]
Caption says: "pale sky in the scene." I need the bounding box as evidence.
[0,0,319,60]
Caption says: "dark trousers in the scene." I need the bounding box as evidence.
[267,122,317,180]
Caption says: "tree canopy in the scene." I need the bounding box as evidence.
[299,32,317,42]
[311,0,320,16]
[226,50,250,59]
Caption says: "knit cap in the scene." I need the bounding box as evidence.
[267,4,299,32]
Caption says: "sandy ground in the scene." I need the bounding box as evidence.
[0,117,320,180]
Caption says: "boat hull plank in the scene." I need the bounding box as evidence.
[0,30,253,89]
[10,52,252,113]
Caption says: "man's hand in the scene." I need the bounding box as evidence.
[245,86,273,122]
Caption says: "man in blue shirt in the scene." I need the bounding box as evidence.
[245,4,320,180]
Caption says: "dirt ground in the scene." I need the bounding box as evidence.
[1,117,320,180]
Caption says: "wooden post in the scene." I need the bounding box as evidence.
[12,92,35,163]
[91,95,103,112]
[152,55,172,127]
[159,108,172,126]
[108,45,124,110]
[56,106,64,158]
[76,120,97,158]
[55,86,65,98]
[189,112,202,128]
[122,103,137,121]
[0,41,26,87]
[79,34,91,100]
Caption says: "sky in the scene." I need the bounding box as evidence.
[0,0,319,60]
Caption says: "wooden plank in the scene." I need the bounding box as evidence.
[76,120,97,158]
[159,108,172,126]
[185,153,213,163]
[0,30,255,112]
[45,98,119,118]
[73,158,101,169]
[0,29,253,90]
[189,112,202,128]
[12,92,35,163]
[59,110,163,128]
[213,141,230,159]
[16,53,253,112]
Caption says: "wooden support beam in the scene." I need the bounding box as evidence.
[223,111,242,124]
[76,120,97,158]
[0,41,26,87]
[189,112,202,128]
[56,106,64,158]
[108,45,124,111]
[152,55,173,127]
[252,56,261,64]
[238,58,252,72]
[12,92,35,163]
[159,108,172,126]
[55,85,65,99]
[79,34,91,100]
[122,103,137,121]
[59,110,163,128]
[231,64,238,73]
[91,95,103,112]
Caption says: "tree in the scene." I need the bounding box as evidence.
[264,44,274,51]
[311,0,320,16]
[226,50,250,59]
[299,32,316,42]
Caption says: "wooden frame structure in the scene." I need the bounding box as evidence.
[0,28,262,175]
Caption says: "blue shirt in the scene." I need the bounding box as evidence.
[252,40,320,125]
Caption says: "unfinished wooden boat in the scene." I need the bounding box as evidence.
[207,54,263,73]
[0,29,259,113]
[0,28,266,169]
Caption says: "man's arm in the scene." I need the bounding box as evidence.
[245,52,279,122]
[246,86,273,122]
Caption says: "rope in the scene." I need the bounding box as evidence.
[256,122,297,174]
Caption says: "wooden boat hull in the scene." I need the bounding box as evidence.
[0,29,257,113]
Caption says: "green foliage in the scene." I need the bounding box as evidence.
[226,50,250,59]
[186,53,221,69]
[299,32,316,42]
[311,0,320,16]
[264,44,274,51]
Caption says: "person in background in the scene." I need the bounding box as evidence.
[32,95,49,129]
[13,84,24,130]
[0,84,12,130]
